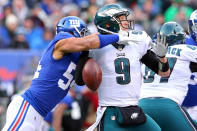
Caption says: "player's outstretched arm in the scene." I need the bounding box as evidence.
[53,33,118,59]
[53,33,134,59]
[55,34,101,53]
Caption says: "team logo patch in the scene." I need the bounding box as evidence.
[111,116,116,120]
[69,19,80,27]
[130,112,139,119]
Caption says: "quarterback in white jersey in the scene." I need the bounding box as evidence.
[139,22,197,131]
[74,4,170,131]
[90,30,151,107]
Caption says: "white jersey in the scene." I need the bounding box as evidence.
[90,30,151,107]
[140,44,197,104]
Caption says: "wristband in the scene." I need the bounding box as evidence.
[98,34,119,48]
[157,55,165,58]
[158,60,169,72]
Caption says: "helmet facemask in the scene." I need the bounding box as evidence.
[79,28,91,37]
[188,10,197,42]
[188,19,197,42]
[114,9,135,31]
[73,26,91,37]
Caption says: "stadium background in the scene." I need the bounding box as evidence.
[0,0,197,130]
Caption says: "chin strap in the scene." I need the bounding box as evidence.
[97,25,117,34]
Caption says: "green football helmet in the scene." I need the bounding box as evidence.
[160,21,186,46]
[94,4,134,34]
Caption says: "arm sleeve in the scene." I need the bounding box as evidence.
[140,50,159,74]
[74,51,90,85]
[97,34,119,48]
[60,94,74,109]
[190,62,197,73]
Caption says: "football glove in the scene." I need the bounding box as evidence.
[118,30,145,45]
[118,30,141,44]
[150,33,168,58]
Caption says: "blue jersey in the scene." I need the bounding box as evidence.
[182,35,197,107]
[185,35,197,46]
[22,32,81,117]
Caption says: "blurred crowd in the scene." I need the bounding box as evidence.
[0,0,197,130]
[0,0,197,50]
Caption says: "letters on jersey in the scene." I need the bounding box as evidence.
[141,44,197,104]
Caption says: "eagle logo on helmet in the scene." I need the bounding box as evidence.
[100,8,125,17]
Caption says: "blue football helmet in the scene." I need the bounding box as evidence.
[188,10,197,42]
[56,16,90,37]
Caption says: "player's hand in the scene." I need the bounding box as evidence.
[117,30,129,44]
[118,30,142,45]
[150,33,168,58]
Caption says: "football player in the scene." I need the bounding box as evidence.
[2,16,135,130]
[76,4,170,131]
[139,22,197,131]
[182,9,197,122]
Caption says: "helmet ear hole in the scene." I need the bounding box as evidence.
[69,31,74,35]
[106,23,110,28]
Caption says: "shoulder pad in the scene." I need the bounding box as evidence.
[128,30,149,42]
[172,45,197,63]
[128,30,151,45]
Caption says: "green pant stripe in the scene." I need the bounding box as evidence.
[178,105,197,131]
[98,115,104,131]
[139,98,197,131]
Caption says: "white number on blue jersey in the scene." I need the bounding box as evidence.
[58,62,76,90]
[33,63,41,79]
